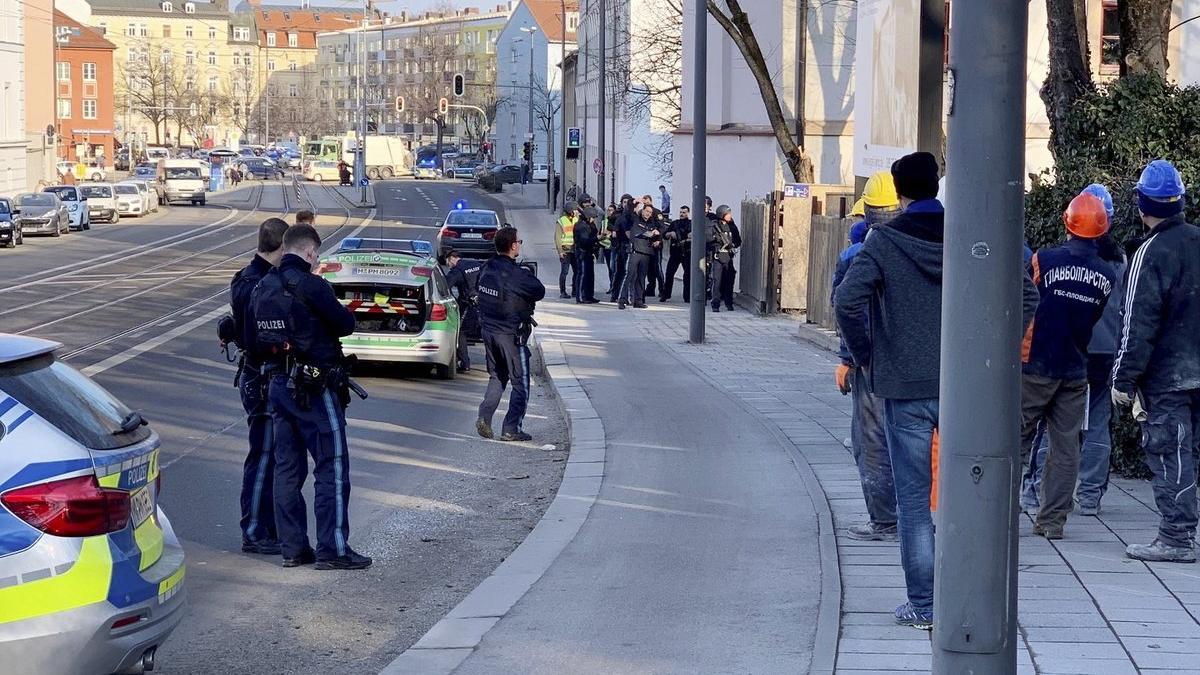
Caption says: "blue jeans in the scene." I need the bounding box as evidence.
[1021,356,1114,510]
[851,367,896,526]
[884,397,938,612]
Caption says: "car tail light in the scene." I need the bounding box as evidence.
[482,230,497,240]
[439,227,460,239]
[1,475,131,537]
[315,261,343,274]
[411,266,432,277]
[430,303,447,321]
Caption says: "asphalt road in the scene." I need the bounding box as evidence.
[0,176,566,673]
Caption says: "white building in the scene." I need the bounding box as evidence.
[0,2,28,196]
[493,0,577,168]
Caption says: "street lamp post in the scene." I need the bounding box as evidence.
[596,0,606,210]
[688,0,706,343]
[520,25,538,187]
[559,0,567,210]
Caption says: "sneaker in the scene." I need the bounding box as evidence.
[1076,500,1100,516]
[711,305,720,312]
[846,522,898,542]
[315,549,373,570]
[618,301,627,310]
[242,538,282,555]
[1033,523,1063,540]
[1126,539,1197,563]
[894,602,933,630]
[475,417,494,440]
[500,431,533,442]
[281,548,316,568]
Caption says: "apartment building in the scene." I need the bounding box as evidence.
[54,11,118,163]
[0,0,28,195]
[26,0,56,189]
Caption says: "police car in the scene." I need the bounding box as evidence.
[0,335,185,675]
[317,238,462,379]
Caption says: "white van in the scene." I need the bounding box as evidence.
[162,159,207,205]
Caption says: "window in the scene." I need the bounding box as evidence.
[288,83,297,97]
[232,52,240,66]
[83,99,97,119]
[1101,1,1120,70]
[267,31,276,47]
[267,59,276,71]
[57,98,71,118]
[139,23,148,37]
[185,24,193,38]
[56,61,69,81]
[162,24,171,38]
[288,32,298,47]
[208,76,218,92]
[82,62,96,81]
[288,61,297,71]
[97,22,107,34]
[185,50,194,65]
[234,26,249,41]
[184,2,195,13]
[125,23,137,36]
[185,78,194,91]
[208,25,217,39]
[208,51,217,65]
[161,48,171,63]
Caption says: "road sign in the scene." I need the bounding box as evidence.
[359,177,370,187]
[567,127,581,149]
[782,183,810,198]
[593,157,603,174]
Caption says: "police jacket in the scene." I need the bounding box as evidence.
[250,253,355,367]
[614,208,636,245]
[445,261,480,305]
[476,254,546,335]
[666,216,692,252]
[1113,215,1200,395]
[629,217,660,256]
[1022,239,1115,380]
[230,253,273,356]
[706,216,741,256]
[573,217,600,254]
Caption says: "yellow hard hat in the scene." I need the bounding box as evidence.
[863,171,900,208]
[850,198,866,218]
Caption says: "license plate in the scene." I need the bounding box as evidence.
[130,486,154,525]
[461,232,483,239]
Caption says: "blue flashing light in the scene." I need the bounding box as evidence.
[454,200,467,210]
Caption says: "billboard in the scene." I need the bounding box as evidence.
[853,0,921,177]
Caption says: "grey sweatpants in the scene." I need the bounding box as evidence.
[1019,373,1088,531]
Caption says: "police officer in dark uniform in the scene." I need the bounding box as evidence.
[708,204,741,312]
[660,205,692,302]
[250,224,371,570]
[442,248,481,373]
[475,227,546,442]
[608,194,635,303]
[225,217,289,555]
[621,204,661,309]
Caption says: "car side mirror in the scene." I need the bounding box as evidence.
[11,208,19,215]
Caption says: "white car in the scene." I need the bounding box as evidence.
[42,185,90,231]
[113,182,146,217]
[80,183,120,223]
[532,163,549,182]
[304,160,338,182]
[125,181,158,213]
[55,161,107,182]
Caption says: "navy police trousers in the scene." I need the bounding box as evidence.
[478,331,531,436]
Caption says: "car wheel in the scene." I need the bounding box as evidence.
[200,198,206,206]
[52,220,61,237]
[312,174,323,182]
[381,166,394,179]
[435,362,456,380]
[91,172,102,181]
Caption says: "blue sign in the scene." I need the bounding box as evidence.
[210,165,224,192]
[567,127,581,149]
[359,177,370,187]
[783,183,810,199]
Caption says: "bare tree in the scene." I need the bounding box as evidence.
[1119,0,1172,77]
[1041,0,1094,161]
[225,59,259,141]
[117,39,178,146]
[464,90,508,158]
[396,19,461,153]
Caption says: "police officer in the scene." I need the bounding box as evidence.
[573,207,601,303]
[475,227,546,442]
[708,204,741,312]
[227,217,289,555]
[609,194,635,303]
[442,248,481,373]
[621,204,660,309]
[250,224,371,570]
[660,205,692,303]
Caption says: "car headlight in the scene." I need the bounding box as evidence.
[69,203,80,211]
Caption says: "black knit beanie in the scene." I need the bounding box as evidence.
[891,152,940,202]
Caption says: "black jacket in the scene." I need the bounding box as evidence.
[629,217,661,256]
[574,217,600,254]
[1113,216,1200,395]
[666,216,692,252]
[476,254,546,335]
[445,260,481,305]
[249,254,355,366]
[706,215,741,257]
[231,254,273,355]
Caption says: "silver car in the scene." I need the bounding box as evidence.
[14,193,70,237]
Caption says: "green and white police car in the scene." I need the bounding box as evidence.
[317,238,462,379]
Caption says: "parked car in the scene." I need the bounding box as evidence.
[303,160,338,182]
[55,160,107,182]
[447,160,482,180]
[478,164,523,191]
[436,207,502,259]
[237,157,284,180]
[14,192,70,236]
[133,163,159,181]
[79,183,120,223]
[114,150,130,172]
[532,163,549,182]
[113,182,145,217]
[120,180,155,214]
[0,334,186,675]
[130,180,161,211]
[42,185,90,231]
[0,197,21,247]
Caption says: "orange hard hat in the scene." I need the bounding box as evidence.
[1063,193,1110,239]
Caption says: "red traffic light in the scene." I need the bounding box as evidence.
[394,95,405,113]
[438,97,448,115]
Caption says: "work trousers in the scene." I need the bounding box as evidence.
[645,247,665,296]
[478,331,532,435]
[575,248,596,302]
[710,253,735,309]
[609,244,629,302]
[456,325,471,369]
[239,362,276,543]
[558,250,579,296]
[661,248,690,301]
[269,377,352,561]
[1018,373,1088,532]
[1139,389,1200,548]
[624,251,653,306]
[851,367,897,527]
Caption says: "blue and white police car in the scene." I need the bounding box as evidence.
[0,335,186,674]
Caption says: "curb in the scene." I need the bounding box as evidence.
[380,337,605,674]
[797,321,840,354]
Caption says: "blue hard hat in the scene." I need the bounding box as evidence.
[1136,160,1186,200]
[1082,184,1114,218]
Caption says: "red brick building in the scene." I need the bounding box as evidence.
[53,11,117,163]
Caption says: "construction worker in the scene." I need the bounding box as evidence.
[555,202,579,299]
[832,175,901,543]
[1017,193,1116,540]
[1114,160,1200,563]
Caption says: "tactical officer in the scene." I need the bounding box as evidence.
[708,204,741,312]
[250,224,371,570]
[621,204,660,309]
[609,194,635,303]
[225,217,289,555]
[573,207,601,303]
[475,227,546,442]
[660,205,692,302]
[442,248,481,373]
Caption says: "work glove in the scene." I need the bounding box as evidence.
[1111,388,1133,409]
[835,363,852,395]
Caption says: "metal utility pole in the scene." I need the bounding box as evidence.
[933,0,1028,672]
[559,0,567,210]
[688,0,706,344]
[264,44,271,144]
[357,2,369,204]
[596,0,606,209]
[916,0,945,156]
[521,26,537,136]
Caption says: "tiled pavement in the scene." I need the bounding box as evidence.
[630,305,1200,674]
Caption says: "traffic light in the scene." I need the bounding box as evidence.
[452,73,465,98]
[438,97,449,116]
[523,141,531,161]
[394,96,405,113]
